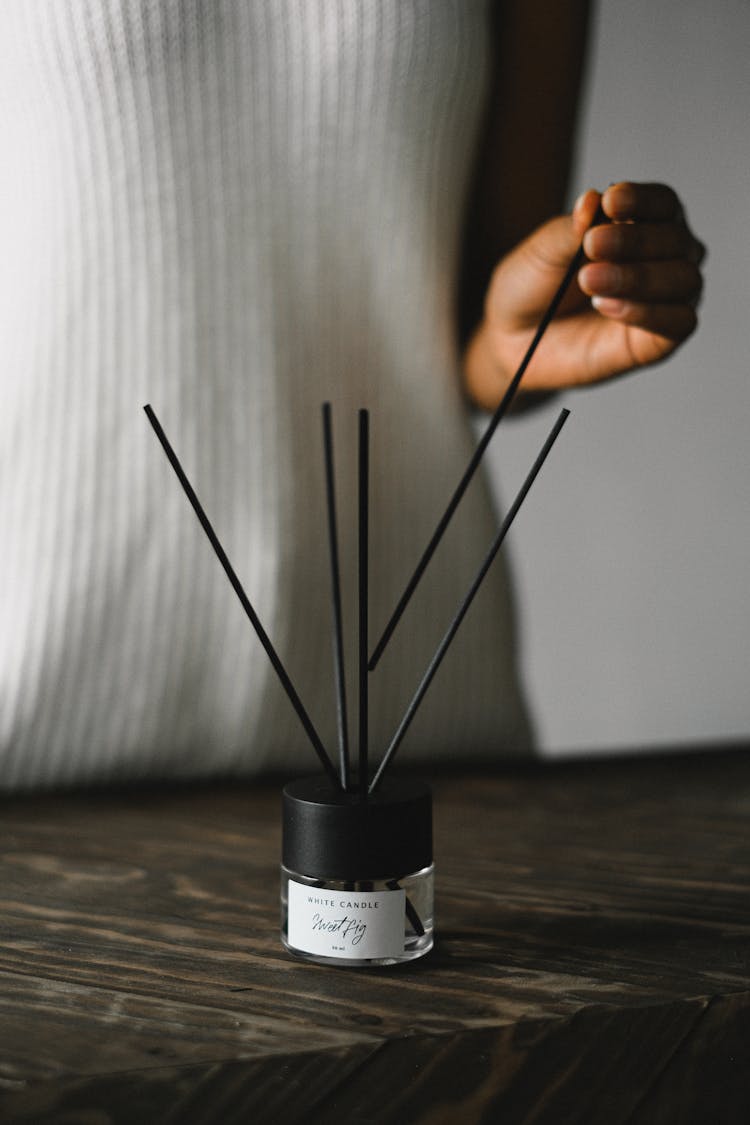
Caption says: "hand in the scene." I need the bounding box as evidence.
[462,182,706,409]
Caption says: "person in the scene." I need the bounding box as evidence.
[0,1,703,789]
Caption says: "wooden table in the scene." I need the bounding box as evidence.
[1,747,749,1123]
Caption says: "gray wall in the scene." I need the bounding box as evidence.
[482,0,750,756]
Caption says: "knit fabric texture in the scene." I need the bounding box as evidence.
[0,0,532,789]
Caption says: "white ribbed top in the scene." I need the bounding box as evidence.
[0,0,532,789]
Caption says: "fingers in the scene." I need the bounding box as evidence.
[578,258,703,304]
[584,220,698,263]
[588,297,698,344]
[601,181,681,223]
[573,180,705,346]
[580,181,705,261]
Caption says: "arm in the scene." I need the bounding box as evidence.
[457,0,592,348]
[459,3,705,412]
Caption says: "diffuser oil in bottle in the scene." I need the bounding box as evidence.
[281,776,433,966]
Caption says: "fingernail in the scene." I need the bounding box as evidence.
[592,296,627,316]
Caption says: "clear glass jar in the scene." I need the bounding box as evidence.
[281,863,434,967]
[281,776,433,966]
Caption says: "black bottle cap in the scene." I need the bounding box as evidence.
[282,776,432,882]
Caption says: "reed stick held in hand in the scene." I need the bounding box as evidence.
[368,206,607,672]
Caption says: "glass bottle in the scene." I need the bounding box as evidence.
[281,776,433,967]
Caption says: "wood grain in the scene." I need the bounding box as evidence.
[1,747,749,1121]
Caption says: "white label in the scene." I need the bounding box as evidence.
[288,880,405,960]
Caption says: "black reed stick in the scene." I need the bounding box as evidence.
[358,409,369,797]
[143,404,340,788]
[368,207,606,672]
[322,403,351,790]
[369,407,570,793]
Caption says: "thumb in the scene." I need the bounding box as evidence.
[486,190,605,330]
[519,188,601,277]
[571,188,604,239]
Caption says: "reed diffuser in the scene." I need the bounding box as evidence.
[145,210,601,966]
